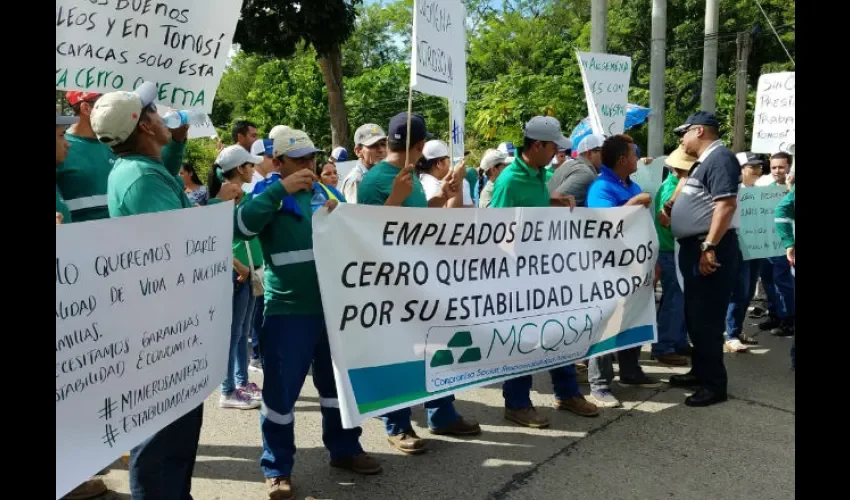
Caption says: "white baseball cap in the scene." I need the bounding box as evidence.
[251,138,274,157]
[497,142,516,156]
[216,145,263,172]
[331,146,348,161]
[272,128,323,158]
[423,140,450,160]
[269,125,292,137]
[90,81,158,146]
[524,116,572,150]
[354,123,387,147]
[479,149,511,172]
[576,133,606,154]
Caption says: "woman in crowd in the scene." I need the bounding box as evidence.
[416,140,470,207]
[209,145,266,410]
[316,160,339,189]
[477,149,511,208]
[180,163,209,206]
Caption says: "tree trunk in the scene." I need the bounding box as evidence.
[317,45,351,151]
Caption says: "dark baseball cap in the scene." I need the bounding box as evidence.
[387,112,433,146]
[674,111,720,136]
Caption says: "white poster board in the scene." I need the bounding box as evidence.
[55,0,244,112]
[576,51,633,136]
[313,204,658,428]
[451,99,466,161]
[156,105,218,139]
[630,156,667,212]
[410,0,467,101]
[751,72,795,154]
[56,203,234,498]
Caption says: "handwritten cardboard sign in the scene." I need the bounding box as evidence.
[736,185,787,260]
[576,51,633,136]
[751,72,795,154]
[55,203,233,498]
[56,0,244,112]
[411,0,467,101]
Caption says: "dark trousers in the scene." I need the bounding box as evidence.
[128,405,203,500]
[677,231,739,392]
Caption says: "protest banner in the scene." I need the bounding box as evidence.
[736,185,787,260]
[156,104,218,139]
[630,156,667,212]
[313,204,659,428]
[55,0,243,112]
[55,203,233,499]
[576,51,633,136]
[751,72,795,154]
[410,0,467,101]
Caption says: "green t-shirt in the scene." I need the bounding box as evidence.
[107,148,191,217]
[490,155,550,208]
[357,160,428,208]
[654,173,679,252]
[56,185,71,224]
[56,133,117,222]
[231,195,264,268]
[464,167,479,202]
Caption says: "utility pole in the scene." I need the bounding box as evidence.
[648,0,667,158]
[732,30,753,152]
[591,0,608,52]
[700,0,720,112]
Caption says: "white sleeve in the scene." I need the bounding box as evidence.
[420,175,441,200]
[342,176,359,204]
[462,178,473,206]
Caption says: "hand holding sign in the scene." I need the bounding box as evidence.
[387,164,415,206]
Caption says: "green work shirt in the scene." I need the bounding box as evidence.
[489,154,550,208]
[654,173,679,252]
[56,185,71,224]
[56,133,117,222]
[107,143,191,217]
[231,195,264,268]
[357,160,428,208]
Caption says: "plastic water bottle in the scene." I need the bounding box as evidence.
[162,109,207,128]
[310,184,327,214]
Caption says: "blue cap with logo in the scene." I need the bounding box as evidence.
[674,111,720,136]
[387,112,433,146]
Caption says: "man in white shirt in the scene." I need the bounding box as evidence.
[340,123,388,203]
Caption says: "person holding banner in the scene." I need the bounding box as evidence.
[584,134,662,409]
[416,140,471,208]
[358,112,482,453]
[91,81,241,499]
[232,127,380,499]
[667,111,741,407]
[477,149,511,208]
[340,123,388,203]
[489,116,598,428]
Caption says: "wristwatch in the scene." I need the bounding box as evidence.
[700,241,716,253]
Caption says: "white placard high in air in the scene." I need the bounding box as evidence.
[576,51,633,136]
[751,72,795,154]
[410,0,467,101]
[55,203,234,498]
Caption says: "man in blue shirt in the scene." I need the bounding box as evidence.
[585,134,662,409]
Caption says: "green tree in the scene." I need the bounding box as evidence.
[235,0,362,150]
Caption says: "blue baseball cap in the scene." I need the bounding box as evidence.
[331,146,348,162]
[674,111,720,136]
[251,138,274,157]
[387,112,433,146]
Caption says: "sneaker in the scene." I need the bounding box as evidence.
[757,315,781,331]
[724,339,749,353]
[220,390,261,410]
[266,476,293,500]
[430,416,481,436]
[553,396,599,417]
[387,430,426,455]
[249,358,264,373]
[331,452,383,475]
[588,389,622,408]
[771,323,795,338]
[618,374,662,389]
[504,406,550,428]
[738,333,759,345]
[748,306,767,319]
[654,353,690,366]
[61,478,108,500]
[238,382,263,401]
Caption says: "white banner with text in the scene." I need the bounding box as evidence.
[313,204,659,428]
[55,203,233,499]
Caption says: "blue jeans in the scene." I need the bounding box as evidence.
[678,232,739,392]
[725,255,762,339]
[759,260,779,316]
[503,365,581,409]
[383,396,460,435]
[250,296,264,360]
[128,405,203,499]
[653,251,688,355]
[767,256,795,321]
[259,314,363,478]
[222,272,255,394]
